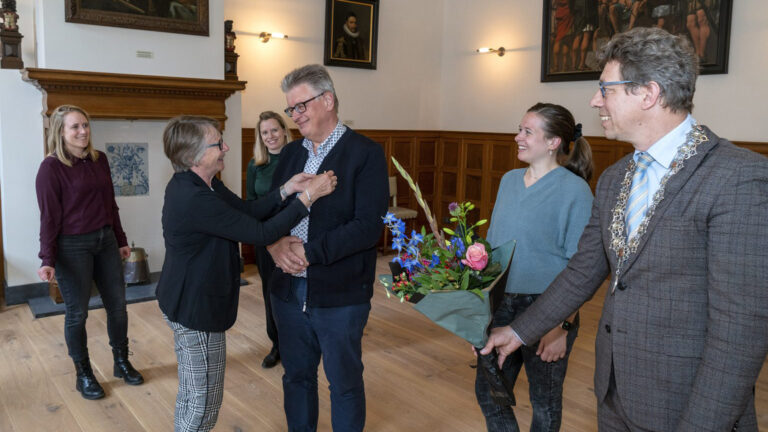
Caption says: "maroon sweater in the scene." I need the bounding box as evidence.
[36,151,128,267]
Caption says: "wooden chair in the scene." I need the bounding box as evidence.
[383,176,418,252]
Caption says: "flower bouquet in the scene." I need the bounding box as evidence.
[377,157,517,407]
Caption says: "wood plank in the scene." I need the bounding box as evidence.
[0,310,81,431]
[1,257,766,431]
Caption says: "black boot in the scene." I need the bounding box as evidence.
[113,347,144,385]
[74,359,105,400]
[261,345,280,369]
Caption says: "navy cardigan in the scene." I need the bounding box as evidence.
[270,128,389,308]
[157,171,308,332]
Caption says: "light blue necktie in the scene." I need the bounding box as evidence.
[625,153,655,239]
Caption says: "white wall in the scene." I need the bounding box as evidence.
[439,0,768,141]
[0,1,241,286]
[34,0,223,78]
[0,71,46,286]
[2,0,766,286]
[224,0,444,130]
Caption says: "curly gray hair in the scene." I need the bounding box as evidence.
[598,27,698,113]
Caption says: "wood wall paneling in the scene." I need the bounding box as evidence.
[246,128,768,255]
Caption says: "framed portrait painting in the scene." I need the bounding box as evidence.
[65,0,209,36]
[541,0,732,82]
[324,0,379,70]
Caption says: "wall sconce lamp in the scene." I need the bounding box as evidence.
[259,32,287,43]
[477,47,505,57]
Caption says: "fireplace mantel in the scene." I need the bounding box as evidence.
[22,68,246,127]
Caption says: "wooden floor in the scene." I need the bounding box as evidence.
[1,256,766,431]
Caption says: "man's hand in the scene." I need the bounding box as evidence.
[37,265,55,282]
[119,246,131,259]
[267,236,308,274]
[480,326,524,368]
[536,327,568,362]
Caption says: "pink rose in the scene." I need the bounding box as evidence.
[461,243,488,271]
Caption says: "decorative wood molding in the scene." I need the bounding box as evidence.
[22,68,246,126]
[273,128,768,238]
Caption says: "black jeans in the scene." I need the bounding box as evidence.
[55,227,128,362]
[475,294,578,432]
[254,244,278,348]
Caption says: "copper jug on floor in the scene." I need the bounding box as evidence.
[124,242,150,284]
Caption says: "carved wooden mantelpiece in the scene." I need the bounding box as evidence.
[22,68,246,127]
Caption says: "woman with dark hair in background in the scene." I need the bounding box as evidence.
[36,104,144,401]
[475,103,594,431]
[245,110,293,368]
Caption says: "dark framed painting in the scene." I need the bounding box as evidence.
[541,0,732,82]
[65,0,209,36]
[324,0,379,70]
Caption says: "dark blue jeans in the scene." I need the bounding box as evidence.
[475,294,578,432]
[55,227,128,362]
[271,277,370,432]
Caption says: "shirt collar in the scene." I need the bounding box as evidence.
[302,121,347,157]
[639,114,695,169]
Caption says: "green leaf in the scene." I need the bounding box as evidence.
[460,274,469,291]
[470,288,484,299]
[443,228,456,235]
[475,219,487,226]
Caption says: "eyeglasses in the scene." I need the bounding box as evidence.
[206,138,223,151]
[284,93,324,116]
[599,80,635,98]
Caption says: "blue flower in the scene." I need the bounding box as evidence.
[402,257,419,272]
[392,237,405,252]
[451,237,466,256]
[409,230,423,244]
[429,253,440,269]
[382,212,398,225]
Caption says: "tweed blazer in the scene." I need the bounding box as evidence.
[513,126,768,431]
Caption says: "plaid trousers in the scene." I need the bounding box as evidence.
[165,315,226,432]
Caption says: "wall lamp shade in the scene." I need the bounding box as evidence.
[259,32,287,43]
[477,47,505,57]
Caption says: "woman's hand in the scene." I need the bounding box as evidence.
[37,266,55,282]
[284,173,316,195]
[536,326,568,362]
[307,170,337,200]
[119,246,131,259]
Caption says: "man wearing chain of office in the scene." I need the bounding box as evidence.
[482,26,768,431]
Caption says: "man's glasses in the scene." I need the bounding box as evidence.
[284,93,325,116]
[599,80,635,98]
[206,138,223,151]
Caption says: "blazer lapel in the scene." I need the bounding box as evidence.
[618,127,720,277]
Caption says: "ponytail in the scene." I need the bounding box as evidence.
[563,136,593,182]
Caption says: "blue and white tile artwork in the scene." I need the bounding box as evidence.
[105,143,149,196]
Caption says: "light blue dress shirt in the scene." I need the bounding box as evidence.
[634,114,696,209]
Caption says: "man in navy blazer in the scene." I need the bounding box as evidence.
[482,27,768,430]
[267,64,388,431]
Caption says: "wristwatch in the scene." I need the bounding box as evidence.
[561,320,575,331]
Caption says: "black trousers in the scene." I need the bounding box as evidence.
[254,245,278,348]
